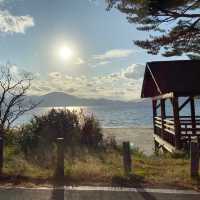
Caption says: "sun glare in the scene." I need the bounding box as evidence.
[58,46,73,61]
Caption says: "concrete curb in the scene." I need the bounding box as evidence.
[0,186,199,195]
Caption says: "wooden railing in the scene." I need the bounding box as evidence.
[154,116,175,146]
[154,116,175,134]
[154,116,200,148]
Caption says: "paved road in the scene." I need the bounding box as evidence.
[0,186,199,200]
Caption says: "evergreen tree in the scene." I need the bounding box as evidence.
[106,0,200,57]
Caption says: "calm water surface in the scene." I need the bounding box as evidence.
[14,98,199,128]
[14,104,153,128]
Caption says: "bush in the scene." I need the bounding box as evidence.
[17,109,103,163]
[18,109,80,163]
[81,115,103,148]
[103,136,118,150]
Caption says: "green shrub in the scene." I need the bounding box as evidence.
[81,115,103,148]
[17,109,103,164]
[18,109,80,164]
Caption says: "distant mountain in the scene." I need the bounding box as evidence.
[29,92,150,107]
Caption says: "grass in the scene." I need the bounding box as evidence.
[1,145,200,190]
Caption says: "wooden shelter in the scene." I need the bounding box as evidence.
[141,60,200,153]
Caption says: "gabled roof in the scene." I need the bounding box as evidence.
[141,60,200,98]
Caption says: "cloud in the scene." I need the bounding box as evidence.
[92,60,111,68]
[9,64,19,75]
[74,58,85,65]
[122,64,145,80]
[48,72,62,79]
[29,63,145,101]
[8,64,33,79]
[66,88,76,93]
[93,49,134,60]
[0,10,34,34]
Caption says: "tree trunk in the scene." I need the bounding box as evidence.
[0,128,4,175]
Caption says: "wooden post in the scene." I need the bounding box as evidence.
[190,97,196,135]
[160,99,166,139]
[56,138,64,182]
[152,100,157,133]
[190,142,199,178]
[152,100,159,154]
[172,97,181,150]
[154,140,159,155]
[123,142,132,176]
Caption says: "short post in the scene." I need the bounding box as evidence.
[56,138,64,182]
[154,139,159,155]
[190,142,199,178]
[123,141,132,176]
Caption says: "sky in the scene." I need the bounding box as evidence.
[0,0,187,101]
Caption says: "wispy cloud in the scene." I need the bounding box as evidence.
[0,10,34,34]
[93,49,134,60]
[92,60,111,68]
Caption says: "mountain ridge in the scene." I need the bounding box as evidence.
[29,92,148,107]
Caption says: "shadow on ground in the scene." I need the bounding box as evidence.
[49,169,65,200]
[50,185,64,200]
[112,174,157,200]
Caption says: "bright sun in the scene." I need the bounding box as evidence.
[58,46,73,61]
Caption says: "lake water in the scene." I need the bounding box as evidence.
[14,103,153,128]
[14,97,200,128]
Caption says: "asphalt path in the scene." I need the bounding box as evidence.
[0,186,199,200]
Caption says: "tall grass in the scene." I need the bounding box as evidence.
[2,143,200,190]
[1,109,200,190]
